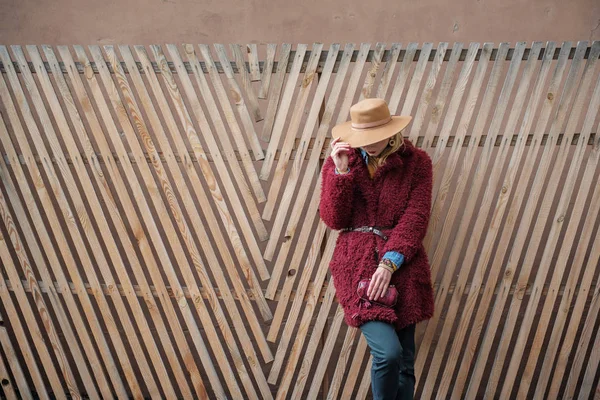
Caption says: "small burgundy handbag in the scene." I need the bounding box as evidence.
[357,279,398,308]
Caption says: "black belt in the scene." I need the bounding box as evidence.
[340,226,391,241]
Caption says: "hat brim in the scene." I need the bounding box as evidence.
[331,116,412,148]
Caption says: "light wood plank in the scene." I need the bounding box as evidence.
[261,43,291,140]
[180,44,268,235]
[247,43,261,81]
[230,44,262,121]
[376,43,401,99]
[0,321,32,399]
[359,42,386,100]
[215,44,264,156]
[260,44,308,180]
[259,43,277,98]
[388,42,418,114]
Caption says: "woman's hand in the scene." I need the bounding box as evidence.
[367,267,392,301]
[330,137,350,173]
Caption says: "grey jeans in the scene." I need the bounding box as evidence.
[360,321,416,400]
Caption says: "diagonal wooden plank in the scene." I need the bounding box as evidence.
[215,44,264,155]
[388,42,418,114]
[426,41,546,399]
[0,258,49,398]
[230,44,262,121]
[326,327,359,400]
[540,148,600,400]
[114,44,273,396]
[260,44,308,180]
[288,267,339,400]
[145,44,272,325]
[12,44,176,398]
[40,45,204,398]
[247,43,261,81]
[1,46,151,398]
[259,43,277,99]
[66,44,223,399]
[197,45,266,203]
[0,312,32,399]
[422,42,492,258]
[356,356,373,400]
[399,42,433,117]
[274,231,338,399]
[262,42,326,221]
[0,331,18,400]
[414,43,508,357]
[87,44,229,399]
[359,42,386,100]
[264,43,363,298]
[1,50,126,399]
[168,44,269,270]
[415,41,519,386]
[450,41,566,399]
[184,44,268,220]
[376,43,401,99]
[0,197,68,398]
[261,43,291,140]
[340,335,369,399]
[497,41,600,400]
[406,41,450,144]
[305,306,346,399]
[464,41,590,399]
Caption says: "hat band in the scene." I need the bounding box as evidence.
[351,116,392,129]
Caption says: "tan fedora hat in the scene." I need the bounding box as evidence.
[332,98,412,148]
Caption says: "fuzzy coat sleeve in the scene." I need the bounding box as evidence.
[382,150,433,263]
[319,156,356,230]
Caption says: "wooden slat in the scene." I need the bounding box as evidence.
[259,44,277,98]
[0,191,77,398]
[86,43,228,398]
[262,43,333,248]
[263,43,363,298]
[415,42,509,362]
[247,43,261,81]
[421,40,538,398]
[449,40,566,399]
[0,338,17,400]
[181,45,268,226]
[195,44,268,204]
[497,41,600,400]
[67,43,223,398]
[13,44,177,398]
[143,44,273,335]
[1,46,150,398]
[359,42,385,100]
[0,258,48,398]
[406,41,450,143]
[261,43,291,141]
[107,44,272,397]
[375,43,401,99]
[260,44,308,180]
[0,317,32,399]
[464,40,591,398]
[50,44,213,399]
[388,42,419,113]
[325,327,359,400]
[274,231,338,399]
[230,44,262,121]
[431,40,549,399]
[339,335,368,400]
[214,44,264,154]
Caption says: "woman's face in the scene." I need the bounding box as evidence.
[361,138,390,157]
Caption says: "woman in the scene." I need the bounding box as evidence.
[319,98,435,400]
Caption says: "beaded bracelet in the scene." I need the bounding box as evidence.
[335,167,350,175]
[378,262,395,274]
[379,258,398,273]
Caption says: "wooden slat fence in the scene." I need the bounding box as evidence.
[0,41,598,399]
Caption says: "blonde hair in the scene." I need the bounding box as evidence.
[365,131,405,178]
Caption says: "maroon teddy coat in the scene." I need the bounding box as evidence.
[319,139,435,330]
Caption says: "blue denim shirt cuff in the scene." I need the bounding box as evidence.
[383,251,405,268]
[334,167,350,175]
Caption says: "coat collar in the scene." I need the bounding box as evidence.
[347,139,414,180]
